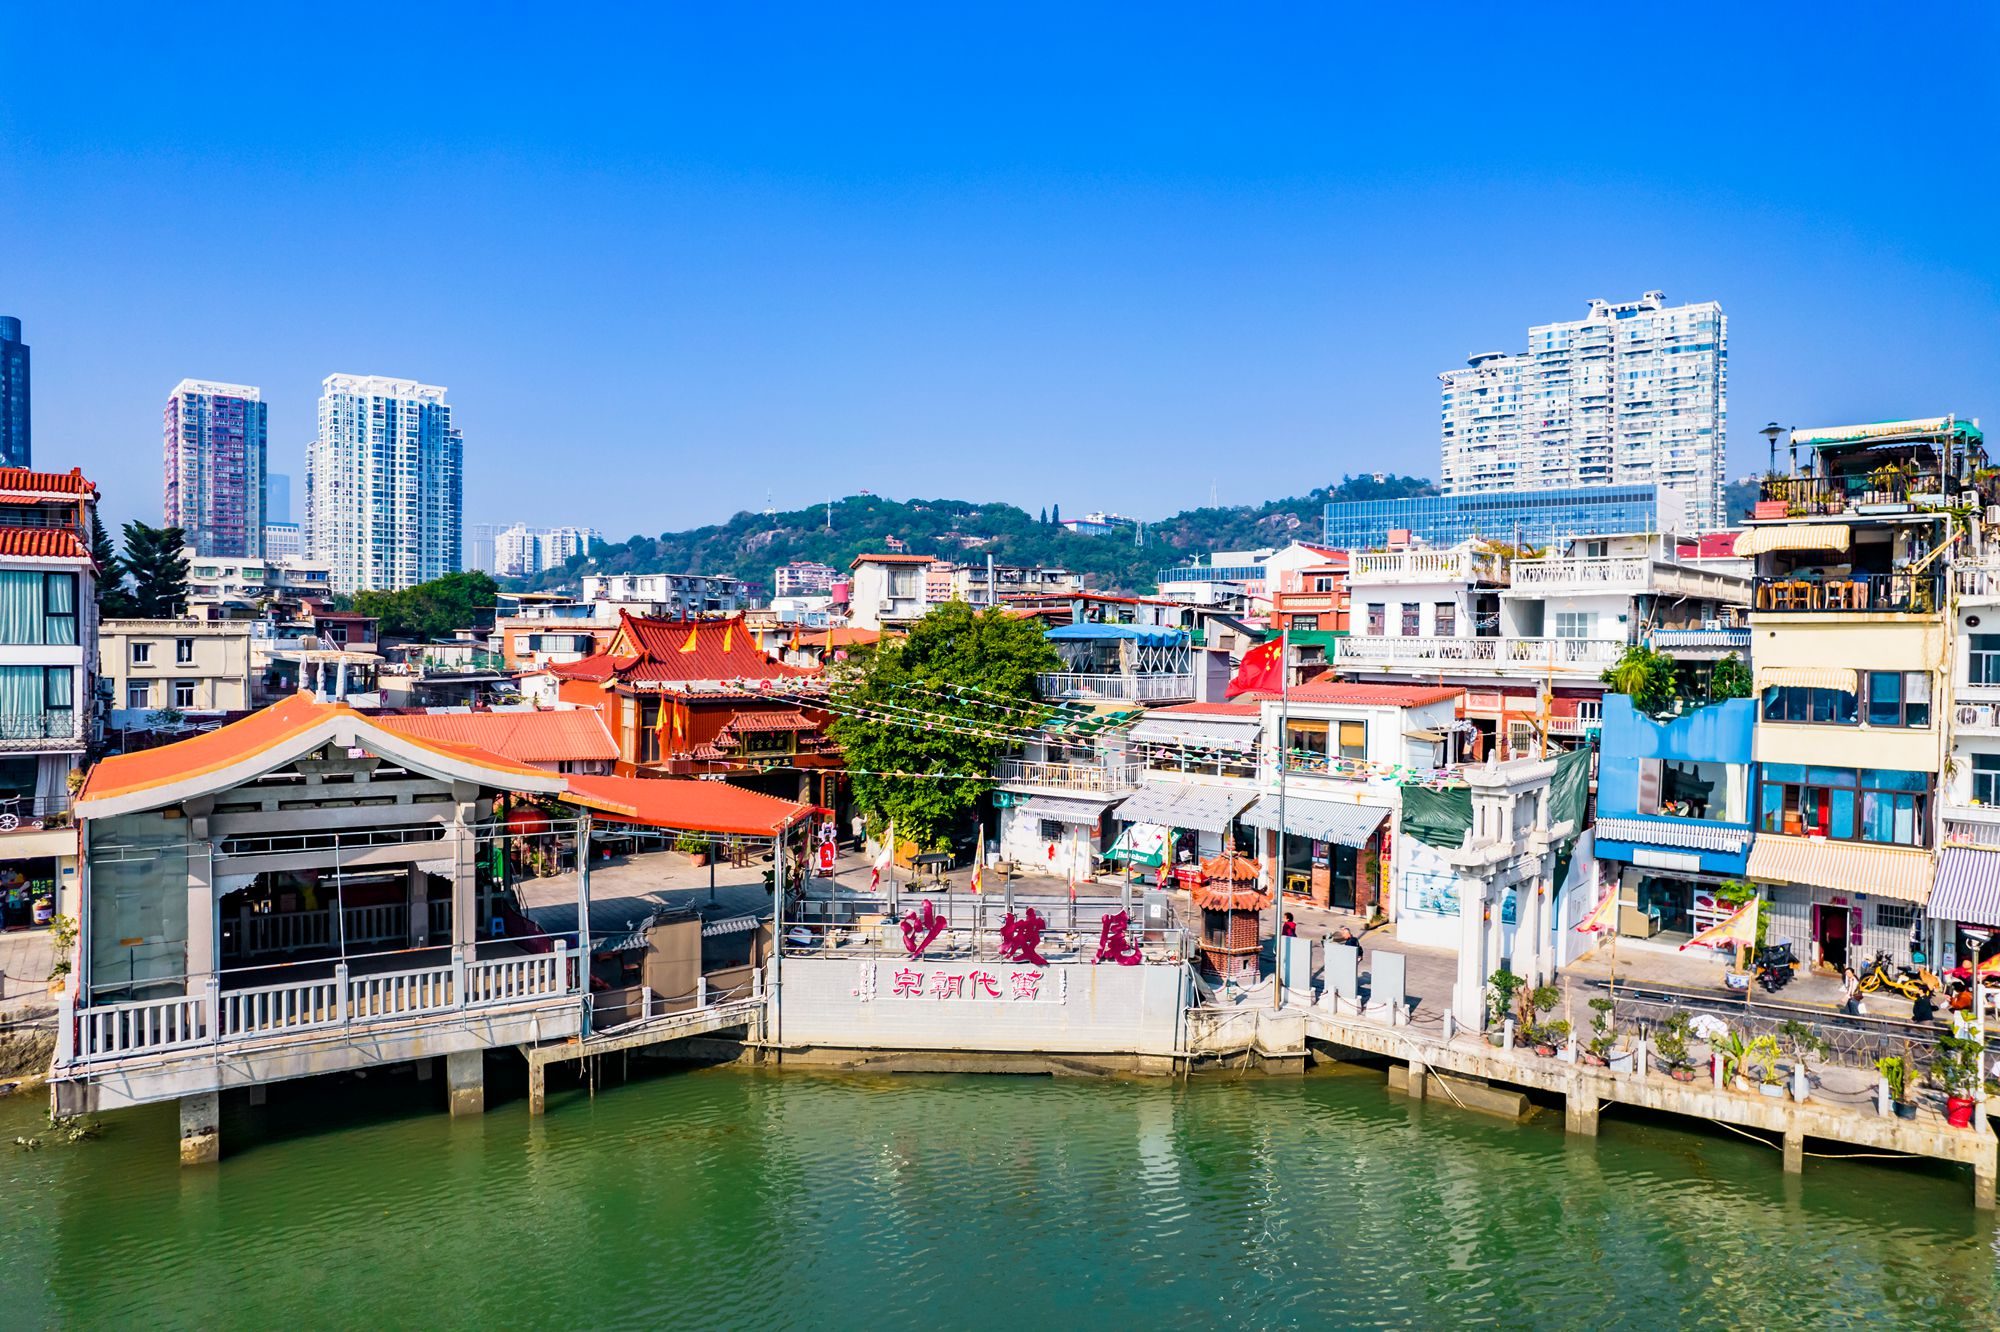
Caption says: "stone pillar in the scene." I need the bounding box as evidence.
[1452,878,1490,1030]
[452,793,480,954]
[1974,1147,1997,1210]
[1515,873,1545,987]
[527,1058,546,1117]
[1782,1129,1804,1174]
[406,865,427,947]
[1407,1061,1428,1101]
[179,1092,220,1165]
[1564,1090,1598,1137]
[445,1049,484,1117]
[185,848,216,986]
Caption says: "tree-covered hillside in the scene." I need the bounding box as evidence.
[524,474,1438,597]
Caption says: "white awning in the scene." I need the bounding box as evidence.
[1754,665,1857,694]
[1732,524,1852,556]
[1239,796,1388,847]
[1112,781,1257,834]
[1009,794,1115,826]
[1745,836,1934,904]
[1127,715,1259,750]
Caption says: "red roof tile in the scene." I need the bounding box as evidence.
[847,553,936,568]
[725,710,817,733]
[1147,701,1263,716]
[378,709,618,763]
[0,529,90,560]
[0,467,96,498]
[1281,682,1464,707]
[592,612,817,686]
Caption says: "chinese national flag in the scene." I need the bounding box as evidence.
[1225,639,1284,698]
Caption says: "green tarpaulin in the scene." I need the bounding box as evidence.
[1399,784,1473,851]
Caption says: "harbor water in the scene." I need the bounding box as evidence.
[0,1063,1995,1329]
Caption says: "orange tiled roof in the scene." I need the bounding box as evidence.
[1281,681,1464,707]
[847,552,935,568]
[0,529,90,559]
[589,612,816,686]
[0,466,96,498]
[378,709,618,763]
[78,693,552,805]
[564,773,815,835]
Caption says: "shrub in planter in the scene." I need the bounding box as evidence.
[1485,967,1524,1031]
[1877,1054,1917,1118]
[1585,996,1619,1066]
[1535,1019,1571,1057]
[1930,1032,1985,1127]
[1654,1010,1696,1080]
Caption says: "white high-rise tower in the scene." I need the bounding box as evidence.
[306,374,463,593]
[1438,291,1727,530]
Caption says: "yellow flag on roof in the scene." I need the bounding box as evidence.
[679,625,699,654]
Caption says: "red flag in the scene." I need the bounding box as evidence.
[1226,639,1284,698]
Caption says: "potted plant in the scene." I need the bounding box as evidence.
[1655,1011,1698,1081]
[1535,1019,1571,1058]
[1714,1029,1750,1090]
[1877,1054,1918,1120]
[1747,1035,1786,1096]
[46,913,74,996]
[1777,1019,1827,1099]
[675,833,712,867]
[1485,966,1523,1041]
[1931,1031,1985,1127]
[1582,996,1614,1066]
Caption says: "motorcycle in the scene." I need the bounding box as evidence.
[1753,943,1797,993]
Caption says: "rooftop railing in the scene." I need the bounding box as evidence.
[1751,571,1944,614]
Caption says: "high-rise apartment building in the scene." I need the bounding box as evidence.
[164,380,267,557]
[1438,291,1727,531]
[493,523,601,576]
[0,316,29,468]
[305,375,462,594]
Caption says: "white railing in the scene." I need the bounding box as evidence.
[1957,564,2000,599]
[1035,672,1195,702]
[234,901,444,957]
[1651,627,1752,652]
[1509,556,1651,588]
[1349,549,1506,584]
[62,942,577,1065]
[1335,635,1625,670]
[995,757,1145,792]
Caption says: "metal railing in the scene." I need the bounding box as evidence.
[419,651,509,676]
[0,712,82,749]
[60,943,581,1065]
[995,757,1145,793]
[1752,571,1944,614]
[230,899,453,958]
[1335,635,1625,670]
[1035,671,1195,702]
[1759,470,1965,514]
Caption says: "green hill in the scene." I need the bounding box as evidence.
[525,474,1438,597]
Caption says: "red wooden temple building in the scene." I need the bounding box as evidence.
[548,612,845,816]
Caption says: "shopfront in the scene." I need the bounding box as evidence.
[1240,795,1387,913]
[1928,844,2000,971]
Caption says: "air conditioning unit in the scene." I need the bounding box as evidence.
[1960,704,1995,728]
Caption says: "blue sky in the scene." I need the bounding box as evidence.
[4,4,1997,537]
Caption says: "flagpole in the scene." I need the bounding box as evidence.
[1272,625,1288,1010]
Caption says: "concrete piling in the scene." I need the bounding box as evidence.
[179,1092,220,1166]
[445,1050,485,1117]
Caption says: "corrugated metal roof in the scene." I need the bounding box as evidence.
[1127,715,1259,748]
[1754,665,1857,694]
[1112,781,1256,834]
[1010,793,1117,825]
[1594,816,1752,853]
[1239,796,1387,847]
[1745,835,1933,904]
[1928,846,2000,925]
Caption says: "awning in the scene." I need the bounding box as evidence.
[1732,524,1852,556]
[1127,715,1259,750]
[1044,623,1186,646]
[1928,846,2000,925]
[1754,665,1857,694]
[564,774,817,836]
[1239,796,1388,847]
[1112,781,1256,834]
[1009,794,1115,826]
[1593,816,1752,853]
[1745,835,1934,904]
[1104,823,1168,867]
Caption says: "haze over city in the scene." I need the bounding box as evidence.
[5,4,1998,535]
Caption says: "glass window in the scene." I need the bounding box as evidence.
[1971,635,2000,686]
[1038,819,1065,843]
[1757,764,1930,846]
[1974,753,2000,805]
[1760,686,1857,724]
[175,638,195,665]
[42,574,75,646]
[1434,602,1456,636]
[1400,604,1420,636]
[1366,604,1384,635]
[1554,611,1596,639]
[126,681,149,709]
[1866,671,1930,727]
[172,680,196,709]
[0,571,76,646]
[1336,720,1367,760]
[130,641,151,665]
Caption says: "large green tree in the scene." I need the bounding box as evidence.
[829,601,1060,851]
[90,513,135,618]
[354,571,500,640]
[119,521,188,618]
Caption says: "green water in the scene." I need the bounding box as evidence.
[0,1064,1995,1330]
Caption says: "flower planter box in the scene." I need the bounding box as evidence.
[1946,1095,1977,1128]
[1893,1100,1918,1120]
[1758,1082,1786,1098]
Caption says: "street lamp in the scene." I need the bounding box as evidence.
[1760,422,1788,477]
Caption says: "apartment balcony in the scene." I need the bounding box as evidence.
[1509,555,1751,602]
[0,712,84,752]
[1034,671,1195,703]
[1956,563,2000,602]
[1751,571,1944,615]
[418,650,510,678]
[1649,626,1753,657]
[994,757,1145,794]
[1348,548,1507,586]
[1758,470,1977,517]
[1334,634,1625,675]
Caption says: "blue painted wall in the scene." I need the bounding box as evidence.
[1597,694,1757,820]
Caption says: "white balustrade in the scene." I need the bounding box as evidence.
[1509,556,1651,588]
[79,992,211,1058]
[348,963,458,1020]
[217,975,342,1039]
[1336,635,1625,671]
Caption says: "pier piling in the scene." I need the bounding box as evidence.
[445,1050,485,1117]
[179,1092,220,1166]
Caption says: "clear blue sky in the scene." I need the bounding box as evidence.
[4,4,1997,538]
